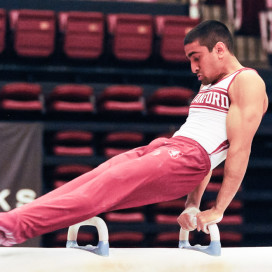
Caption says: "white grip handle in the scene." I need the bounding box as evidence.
[67,216,108,242]
[179,222,221,256]
[207,224,220,241]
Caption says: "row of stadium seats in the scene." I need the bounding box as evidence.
[0,8,199,63]
[0,82,194,117]
[45,130,146,159]
[1,3,272,64]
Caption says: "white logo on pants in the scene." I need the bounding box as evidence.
[168,149,183,159]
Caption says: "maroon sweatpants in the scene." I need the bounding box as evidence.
[0,136,210,245]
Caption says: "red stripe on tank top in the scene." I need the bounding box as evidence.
[209,140,230,155]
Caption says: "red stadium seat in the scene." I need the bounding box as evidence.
[205,200,243,212]
[153,231,194,248]
[0,82,43,112]
[47,84,95,113]
[153,199,186,212]
[54,181,68,188]
[98,85,144,114]
[52,130,94,156]
[226,0,266,36]
[104,212,145,223]
[147,87,194,116]
[154,232,179,243]
[206,182,242,192]
[155,15,199,63]
[109,231,144,247]
[103,210,146,248]
[59,11,104,59]
[219,215,243,225]
[206,182,221,192]
[154,214,178,225]
[0,9,6,54]
[102,131,144,158]
[153,231,181,247]
[220,232,243,243]
[107,14,153,61]
[52,230,96,247]
[203,231,243,247]
[212,167,224,177]
[9,9,56,57]
[54,164,93,177]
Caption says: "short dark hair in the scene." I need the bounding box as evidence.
[184,20,234,54]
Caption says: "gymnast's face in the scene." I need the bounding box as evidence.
[185,40,221,85]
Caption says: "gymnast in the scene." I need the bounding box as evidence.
[0,20,268,246]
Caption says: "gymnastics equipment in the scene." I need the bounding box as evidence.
[66,216,221,257]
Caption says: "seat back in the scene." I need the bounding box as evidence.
[149,87,194,105]
[103,131,144,157]
[10,9,56,57]
[47,84,95,113]
[1,82,41,99]
[52,130,94,156]
[0,82,43,111]
[108,14,153,61]
[155,15,199,63]
[148,87,194,116]
[59,11,104,59]
[49,84,93,101]
[52,164,93,189]
[99,85,144,113]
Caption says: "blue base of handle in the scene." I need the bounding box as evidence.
[179,240,221,256]
[66,240,109,256]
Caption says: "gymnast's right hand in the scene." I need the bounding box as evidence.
[177,207,200,231]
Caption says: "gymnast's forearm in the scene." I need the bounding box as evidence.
[214,148,250,214]
[185,171,212,209]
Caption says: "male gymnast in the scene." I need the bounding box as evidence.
[0,20,268,246]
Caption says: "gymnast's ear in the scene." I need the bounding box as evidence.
[214,42,226,59]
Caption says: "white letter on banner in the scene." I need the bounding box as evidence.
[16,189,37,208]
[0,189,11,211]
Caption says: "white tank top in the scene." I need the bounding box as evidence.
[173,68,254,170]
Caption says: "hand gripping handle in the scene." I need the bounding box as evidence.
[178,223,221,256]
[66,216,109,256]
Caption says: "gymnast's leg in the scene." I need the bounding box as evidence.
[0,140,153,246]
[0,137,210,246]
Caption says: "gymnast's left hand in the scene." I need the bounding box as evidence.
[196,207,223,234]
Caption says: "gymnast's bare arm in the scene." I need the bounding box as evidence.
[196,69,268,233]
